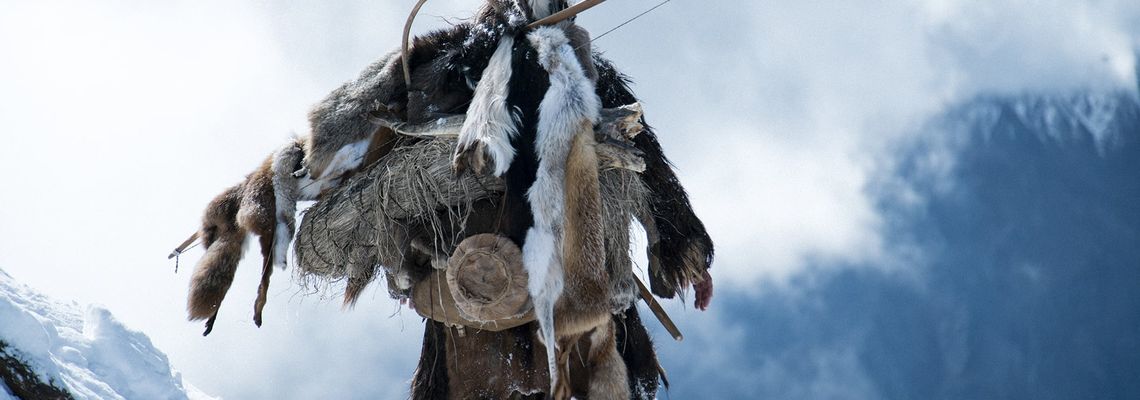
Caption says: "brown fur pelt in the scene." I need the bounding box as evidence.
[548,124,617,399]
[187,184,245,322]
[580,320,630,399]
[557,125,610,327]
[187,144,302,334]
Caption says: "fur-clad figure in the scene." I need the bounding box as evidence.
[183,0,711,397]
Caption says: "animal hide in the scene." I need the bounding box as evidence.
[453,35,519,177]
[187,184,246,335]
[593,57,716,299]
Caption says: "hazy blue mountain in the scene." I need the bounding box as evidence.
[656,91,1140,400]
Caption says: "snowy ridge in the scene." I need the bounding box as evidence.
[945,91,1140,152]
[0,268,214,400]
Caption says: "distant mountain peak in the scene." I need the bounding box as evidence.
[945,90,1140,153]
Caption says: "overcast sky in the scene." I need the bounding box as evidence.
[1,1,1139,399]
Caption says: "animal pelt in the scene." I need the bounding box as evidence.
[452,34,519,177]
[613,306,664,398]
[522,0,566,20]
[236,156,278,328]
[301,47,400,196]
[592,57,716,300]
[187,139,309,334]
[411,320,452,400]
[187,184,245,334]
[579,320,630,400]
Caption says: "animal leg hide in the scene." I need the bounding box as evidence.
[587,320,630,400]
[187,184,246,335]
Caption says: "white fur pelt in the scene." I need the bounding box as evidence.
[523,25,602,394]
[454,35,519,177]
[270,139,306,270]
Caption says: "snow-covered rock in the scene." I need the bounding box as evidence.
[0,268,214,400]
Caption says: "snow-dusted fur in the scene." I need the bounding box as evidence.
[526,0,557,19]
[454,35,519,177]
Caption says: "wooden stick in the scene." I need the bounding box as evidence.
[635,275,683,341]
[402,0,430,88]
[527,0,608,28]
[168,232,200,259]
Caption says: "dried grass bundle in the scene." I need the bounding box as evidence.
[294,136,647,311]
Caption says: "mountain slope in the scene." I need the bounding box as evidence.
[0,269,213,400]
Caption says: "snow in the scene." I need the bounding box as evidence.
[1001,92,1137,147]
[0,268,215,400]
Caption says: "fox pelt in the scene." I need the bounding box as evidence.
[187,139,306,335]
